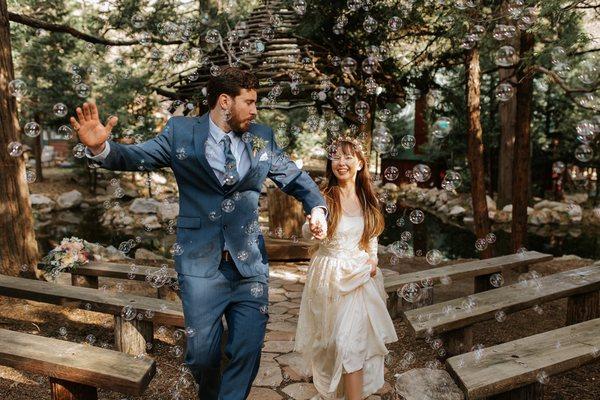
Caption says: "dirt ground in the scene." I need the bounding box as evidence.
[0,257,598,399]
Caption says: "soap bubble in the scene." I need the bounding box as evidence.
[25,170,37,183]
[489,273,504,287]
[8,79,27,98]
[221,199,235,213]
[7,142,23,157]
[409,209,425,224]
[121,305,137,321]
[575,145,593,162]
[388,16,402,31]
[363,15,378,33]
[399,283,422,303]
[401,135,416,149]
[75,83,91,98]
[486,233,497,244]
[57,125,74,140]
[536,370,549,384]
[361,56,378,75]
[333,86,350,104]
[341,57,357,74]
[552,161,566,174]
[431,117,452,139]
[355,101,370,117]
[495,83,515,102]
[250,282,264,298]
[372,126,394,153]
[205,29,220,44]
[384,166,399,181]
[24,121,41,137]
[292,0,307,15]
[442,170,462,191]
[425,249,443,265]
[495,46,518,67]
[53,103,68,117]
[495,310,507,322]
[412,164,431,182]
[475,238,488,251]
[576,120,596,144]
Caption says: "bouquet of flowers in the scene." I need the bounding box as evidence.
[42,237,93,276]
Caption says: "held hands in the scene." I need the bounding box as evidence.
[307,209,327,240]
[367,258,378,277]
[69,102,118,154]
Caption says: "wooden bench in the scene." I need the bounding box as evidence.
[446,318,600,399]
[383,251,552,318]
[0,328,156,400]
[0,274,184,356]
[404,264,600,356]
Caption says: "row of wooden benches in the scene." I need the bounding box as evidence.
[2,250,598,399]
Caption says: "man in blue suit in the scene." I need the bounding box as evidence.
[70,67,327,399]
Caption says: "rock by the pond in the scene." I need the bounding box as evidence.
[281,383,318,400]
[501,204,512,213]
[30,194,55,213]
[448,205,466,217]
[85,242,130,261]
[263,340,296,353]
[141,215,162,230]
[158,202,179,222]
[129,198,161,214]
[56,211,83,225]
[56,190,83,210]
[134,248,167,261]
[394,368,464,400]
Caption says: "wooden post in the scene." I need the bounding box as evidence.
[386,290,399,319]
[267,187,305,238]
[50,377,97,400]
[71,274,98,289]
[566,291,599,326]
[442,327,473,358]
[400,286,434,311]
[489,382,543,400]
[114,316,154,356]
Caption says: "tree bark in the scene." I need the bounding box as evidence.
[465,48,492,259]
[497,66,517,208]
[414,87,429,154]
[512,32,535,252]
[0,0,39,277]
[33,112,44,182]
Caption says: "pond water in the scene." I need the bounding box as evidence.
[36,203,600,261]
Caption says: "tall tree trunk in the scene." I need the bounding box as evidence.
[0,0,40,277]
[465,48,492,259]
[511,32,535,252]
[497,66,517,208]
[496,11,520,208]
[34,112,44,182]
[414,86,429,154]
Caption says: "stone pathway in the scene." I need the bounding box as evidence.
[247,262,394,400]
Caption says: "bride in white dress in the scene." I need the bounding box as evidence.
[295,137,398,400]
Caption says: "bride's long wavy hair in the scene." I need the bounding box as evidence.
[321,140,385,252]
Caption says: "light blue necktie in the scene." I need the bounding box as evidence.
[221,135,240,187]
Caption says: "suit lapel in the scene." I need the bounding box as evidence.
[193,114,225,193]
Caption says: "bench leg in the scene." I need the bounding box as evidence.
[71,274,98,289]
[474,274,495,293]
[400,286,434,311]
[386,290,399,319]
[50,377,97,400]
[566,291,599,326]
[488,382,544,400]
[441,327,472,358]
[114,316,154,356]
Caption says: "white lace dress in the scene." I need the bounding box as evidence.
[294,213,398,399]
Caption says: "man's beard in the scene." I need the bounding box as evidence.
[229,113,251,133]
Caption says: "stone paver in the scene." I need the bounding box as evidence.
[248,387,283,400]
[247,262,395,397]
[282,382,318,400]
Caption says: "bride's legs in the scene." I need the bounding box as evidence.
[343,369,363,400]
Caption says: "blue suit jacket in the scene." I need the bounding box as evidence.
[91,113,326,279]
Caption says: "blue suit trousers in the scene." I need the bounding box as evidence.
[178,259,269,400]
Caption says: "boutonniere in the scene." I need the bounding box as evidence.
[252,136,269,157]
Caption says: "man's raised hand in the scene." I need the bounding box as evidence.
[69,102,118,155]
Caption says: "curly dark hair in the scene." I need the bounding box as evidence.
[206,67,259,109]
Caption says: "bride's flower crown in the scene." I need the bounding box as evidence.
[329,134,365,155]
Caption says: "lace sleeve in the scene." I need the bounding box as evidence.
[368,236,378,261]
